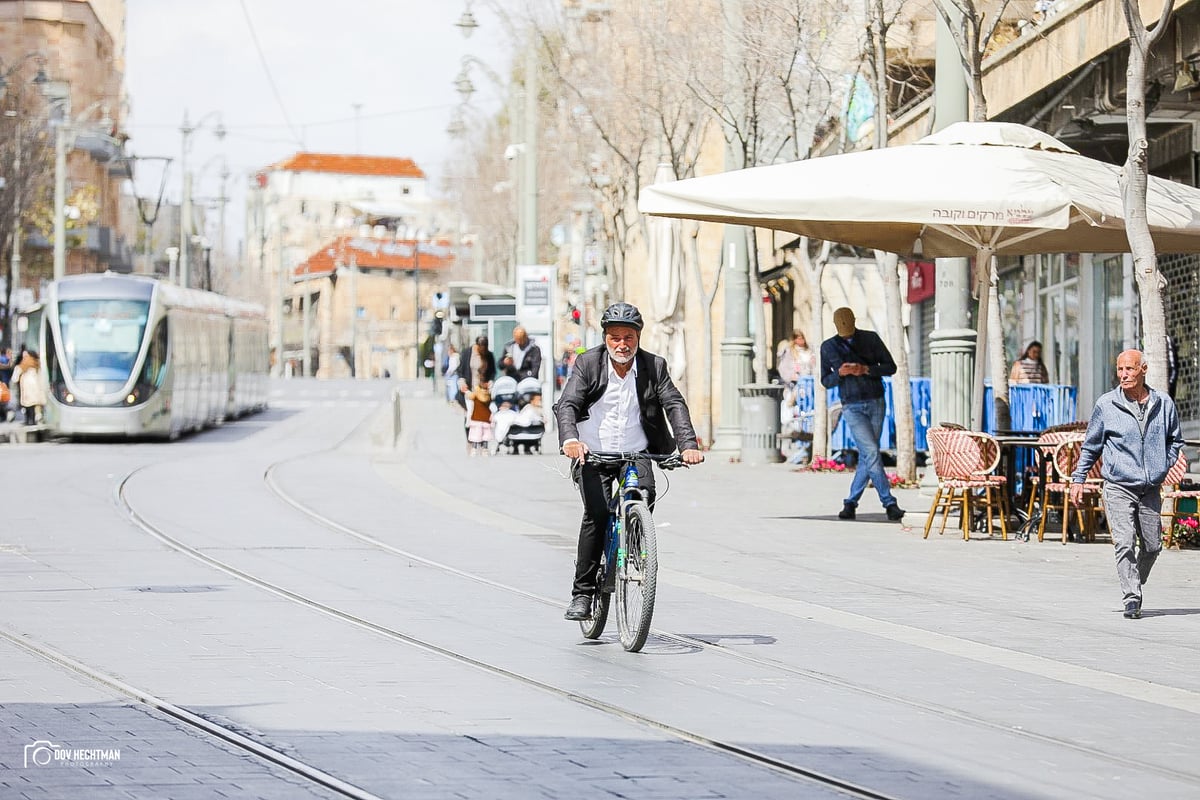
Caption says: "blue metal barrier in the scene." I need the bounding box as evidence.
[796,376,932,451]
[983,383,1078,433]
[795,378,1076,453]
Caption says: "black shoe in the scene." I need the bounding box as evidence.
[885,504,906,521]
[564,595,592,620]
[1123,600,1142,619]
[838,503,856,520]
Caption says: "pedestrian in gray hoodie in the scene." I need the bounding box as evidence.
[1071,349,1184,619]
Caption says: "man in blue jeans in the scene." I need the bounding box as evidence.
[820,307,904,521]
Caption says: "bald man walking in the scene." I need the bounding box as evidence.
[1072,349,1184,619]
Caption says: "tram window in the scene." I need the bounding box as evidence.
[140,319,168,387]
[57,299,149,382]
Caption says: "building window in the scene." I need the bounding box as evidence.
[1035,253,1080,386]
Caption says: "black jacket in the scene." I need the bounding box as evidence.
[501,338,542,381]
[819,329,896,404]
[555,346,698,455]
[457,346,497,386]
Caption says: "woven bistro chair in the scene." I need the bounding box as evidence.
[1038,436,1103,544]
[1162,452,1200,549]
[1024,427,1089,521]
[924,428,1009,541]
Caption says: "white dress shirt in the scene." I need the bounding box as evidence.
[573,357,648,452]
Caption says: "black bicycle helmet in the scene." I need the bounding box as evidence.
[599,302,644,331]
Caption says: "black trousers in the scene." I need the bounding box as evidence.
[571,456,656,596]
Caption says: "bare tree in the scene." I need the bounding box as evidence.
[0,84,55,337]
[866,0,917,484]
[797,237,833,460]
[1120,0,1175,389]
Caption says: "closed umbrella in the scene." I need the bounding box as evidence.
[638,121,1200,427]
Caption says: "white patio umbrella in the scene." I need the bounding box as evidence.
[638,121,1200,428]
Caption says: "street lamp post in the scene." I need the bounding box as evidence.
[179,110,225,288]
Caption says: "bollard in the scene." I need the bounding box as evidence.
[392,388,402,447]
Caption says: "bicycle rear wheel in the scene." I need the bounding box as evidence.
[579,591,610,639]
[615,501,657,652]
[579,559,610,639]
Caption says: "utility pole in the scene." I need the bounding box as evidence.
[275,223,287,376]
[521,46,538,269]
[52,122,68,280]
[180,110,191,288]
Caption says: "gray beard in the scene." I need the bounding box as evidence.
[608,347,637,365]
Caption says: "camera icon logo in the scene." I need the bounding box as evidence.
[24,740,59,768]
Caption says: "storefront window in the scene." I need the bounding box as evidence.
[1036,253,1080,386]
[1100,256,1124,391]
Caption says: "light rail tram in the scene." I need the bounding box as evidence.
[18,273,269,439]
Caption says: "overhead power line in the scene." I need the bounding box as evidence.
[238,0,303,146]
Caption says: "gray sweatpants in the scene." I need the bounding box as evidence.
[1102,482,1163,605]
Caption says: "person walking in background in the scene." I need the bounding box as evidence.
[443,344,461,404]
[456,336,496,409]
[1071,349,1183,619]
[777,329,817,388]
[1009,340,1049,384]
[12,350,47,425]
[501,326,542,382]
[820,307,904,522]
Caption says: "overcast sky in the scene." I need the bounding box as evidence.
[123,0,511,254]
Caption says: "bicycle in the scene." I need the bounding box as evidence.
[575,451,690,652]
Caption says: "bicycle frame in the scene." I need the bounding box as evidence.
[601,463,650,591]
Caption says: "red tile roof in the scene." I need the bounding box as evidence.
[295,235,454,278]
[268,153,426,179]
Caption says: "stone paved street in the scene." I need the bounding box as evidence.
[2,378,1199,799]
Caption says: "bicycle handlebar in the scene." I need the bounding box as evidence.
[571,451,698,469]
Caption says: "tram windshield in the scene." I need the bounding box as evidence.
[57,299,151,383]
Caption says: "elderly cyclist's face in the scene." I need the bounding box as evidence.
[605,326,639,364]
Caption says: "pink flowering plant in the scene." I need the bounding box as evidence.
[1172,516,1200,548]
[807,456,846,472]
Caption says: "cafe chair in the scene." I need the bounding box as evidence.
[1024,427,1089,522]
[924,427,1009,541]
[1039,436,1103,544]
[1162,452,1200,549]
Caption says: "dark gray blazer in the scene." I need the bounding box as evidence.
[554,346,698,455]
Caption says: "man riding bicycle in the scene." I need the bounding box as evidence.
[555,302,704,621]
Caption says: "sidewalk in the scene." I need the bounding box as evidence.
[391,391,1200,694]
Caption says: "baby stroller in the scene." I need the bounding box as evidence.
[493,376,546,454]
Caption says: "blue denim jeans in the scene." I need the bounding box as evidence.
[841,397,895,509]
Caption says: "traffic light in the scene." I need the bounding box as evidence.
[570,305,581,324]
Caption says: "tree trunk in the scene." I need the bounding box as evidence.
[1121,0,1174,389]
[987,273,1011,431]
[686,219,720,448]
[866,0,916,483]
[799,238,831,460]
[747,227,768,383]
[876,252,917,483]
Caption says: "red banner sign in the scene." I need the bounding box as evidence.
[906,260,935,304]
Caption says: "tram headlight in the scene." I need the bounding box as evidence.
[64,392,75,404]
[125,391,138,404]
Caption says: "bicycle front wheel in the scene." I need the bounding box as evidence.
[615,501,657,652]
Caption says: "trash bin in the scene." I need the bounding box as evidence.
[738,383,785,466]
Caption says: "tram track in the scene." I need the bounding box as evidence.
[0,627,386,800]
[114,465,907,800]
[260,457,1200,789]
